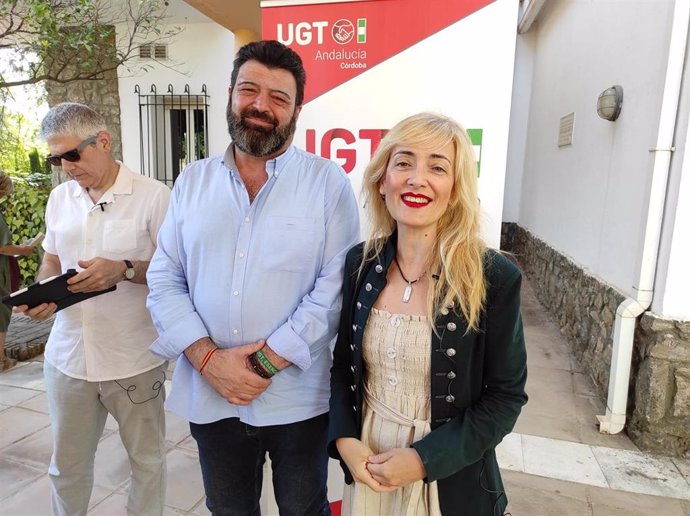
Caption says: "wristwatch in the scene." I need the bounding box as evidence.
[123,260,135,280]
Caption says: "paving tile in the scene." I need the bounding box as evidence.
[593,446,690,500]
[513,412,582,443]
[0,384,43,406]
[571,371,598,396]
[0,457,44,502]
[93,432,131,490]
[0,406,51,449]
[0,361,45,390]
[165,448,206,512]
[18,391,49,414]
[88,491,129,515]
[526,365,577,395]
[165,409,192,446]
[3,425,53,469]
[672,457,690,484]
[0,475,52,515]
[177,435,198,452]
[522,434,609,487]
[192,499,212,515]
[502,469,590,516]
[522,387,579,422]
[496,432,524,471]
[587,483,689,516]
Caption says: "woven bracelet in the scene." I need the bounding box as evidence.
[199,347,218,375]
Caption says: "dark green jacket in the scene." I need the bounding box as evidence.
[328,237,528,515]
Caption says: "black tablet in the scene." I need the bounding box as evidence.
[2,269,117,311]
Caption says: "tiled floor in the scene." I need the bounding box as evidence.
[1,279,689,515]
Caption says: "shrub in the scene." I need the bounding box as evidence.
[1,174,50,285]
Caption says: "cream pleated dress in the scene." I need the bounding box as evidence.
[341,308,442,516]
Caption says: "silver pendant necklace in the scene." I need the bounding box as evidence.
[394,258,426,303]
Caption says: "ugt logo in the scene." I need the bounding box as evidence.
[332,18,367,45]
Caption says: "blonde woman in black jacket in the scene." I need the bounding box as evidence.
[328,112,528,516]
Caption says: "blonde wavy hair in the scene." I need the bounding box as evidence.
[360,112,487,331]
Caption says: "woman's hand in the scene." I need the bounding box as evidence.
[336,438,398,493]
[15,244,36,256]
[366,448,427,488]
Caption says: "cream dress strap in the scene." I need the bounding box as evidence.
[341,308,441,516]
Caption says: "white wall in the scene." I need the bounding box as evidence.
[117,21,235,172]
[511,0,675,298]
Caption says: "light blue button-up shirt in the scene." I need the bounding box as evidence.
[146,144,360,426]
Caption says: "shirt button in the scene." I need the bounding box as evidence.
[239,252,245,258]
[356,302,362,309]
[447,371,456,379]
[232,329,239,335]
[446,348,456,357]
[365,283,372,292]
[375,264,383,273]
[447,322,457,331]
[244,217,250,223]
[388,376,398,386]
[233,291,239,296]
[386,348,397,359]
[446,394,455,403]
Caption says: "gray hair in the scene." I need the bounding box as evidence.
[0,170,14,198]
[39,102,108,141]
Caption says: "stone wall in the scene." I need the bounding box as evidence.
[502,222,690,457]
[44,28,122,186]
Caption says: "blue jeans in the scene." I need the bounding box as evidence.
[190,413,331,516]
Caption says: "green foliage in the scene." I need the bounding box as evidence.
[0,0,179,90]
[0,175,50,285]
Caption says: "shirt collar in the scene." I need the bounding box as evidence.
[72,162,133,203]
[222,143,295,179]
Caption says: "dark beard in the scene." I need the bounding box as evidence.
[227,103,297,157]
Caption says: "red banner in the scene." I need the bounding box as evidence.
[262,0,495,103]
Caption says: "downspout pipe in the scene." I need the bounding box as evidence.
[597,0,690,434]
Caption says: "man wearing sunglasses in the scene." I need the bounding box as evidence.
[16,102,171,516]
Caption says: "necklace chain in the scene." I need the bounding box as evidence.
[394,258,426,284]
[394,258,426,303]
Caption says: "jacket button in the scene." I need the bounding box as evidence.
[351,385,355,391]
[441,308,449,315]
[386,348,397,359]
[445,348,456,357]
[350,344,355,351]
[365,283,372,291]
[447,322,457,331]
[351,365,356,372]
[447,371,456,379]
[353,405,357,412]
[446,395,455,403]
[375,264,383,273]
[356,301,362,309]
[352,324,357,331]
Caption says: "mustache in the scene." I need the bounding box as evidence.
[241,108,278,128]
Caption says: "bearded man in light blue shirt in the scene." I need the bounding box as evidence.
[146,40,360,515]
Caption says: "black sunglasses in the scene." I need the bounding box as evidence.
[46,135,98,167]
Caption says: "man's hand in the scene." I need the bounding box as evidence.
[366,448,427,488]
[200,340,271,405]
[14,302,58,321]
[336,438,398,493]
[67,258,125,293]
[15,244,37,257]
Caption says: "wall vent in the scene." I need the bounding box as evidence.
[558,112,575,147]
[139,44,168,60]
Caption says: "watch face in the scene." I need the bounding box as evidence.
[125,267,136,280]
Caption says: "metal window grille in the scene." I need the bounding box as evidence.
[134,83,209,187]
[138,44,168,60]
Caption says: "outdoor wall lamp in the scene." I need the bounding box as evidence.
[597,85,623,121]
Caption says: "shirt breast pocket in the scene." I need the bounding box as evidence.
[261,216,315,273]
[102,219,137,255]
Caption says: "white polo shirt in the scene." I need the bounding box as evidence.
[43,164,171,381]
